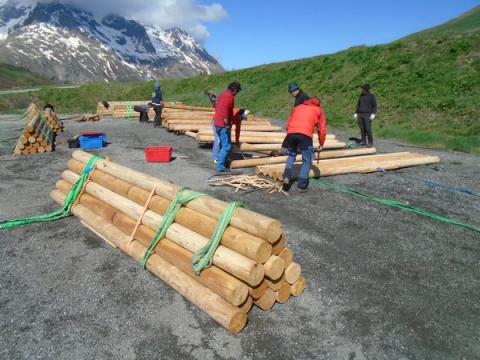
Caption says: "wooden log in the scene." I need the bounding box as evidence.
[72,150,283,243]
[110,211,249,306]
[164,104,214,112]
[67,159,272,263]
[275,283,291,304]
[184,131,197,138]
[49,190,247,333]
[253,288,276,311]
[61,170,264,286]
[197,130,336,140]
[285,263,301,284]
[263,255,285,280]
[279,248,293,267]
[255,152,441,180]
[165,115,215,120]
[230,148,377,169]
[238,296,253,313]
[290,275,305,297]
[168,124,279,132]
[265,276,285,291]
[25,114,41,133]
[165,120,270,125]
[239,143,346,152]
[249,279,268,300]
[271,235,286,256]
[197,134,344,146]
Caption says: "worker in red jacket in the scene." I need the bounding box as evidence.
[282,96,327,192]
[213,81,242,173]
[211,107,249,164]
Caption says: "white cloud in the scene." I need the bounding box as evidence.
[2,0,228,42]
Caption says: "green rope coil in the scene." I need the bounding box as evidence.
[310,178,480,234]
[0,155,102,230]
[191,201,244,274]
[139,188,206,269]
[126,102,135,118]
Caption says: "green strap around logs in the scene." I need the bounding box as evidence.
[0,155,102,230]
[191,201,244,274]
[139,188,206,269]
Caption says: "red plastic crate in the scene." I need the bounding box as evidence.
[144,146,172,162]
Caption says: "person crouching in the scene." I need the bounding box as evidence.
[282,97,327,192]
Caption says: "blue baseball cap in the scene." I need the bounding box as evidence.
[288,82,300,93]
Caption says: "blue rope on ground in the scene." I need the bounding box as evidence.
[379,169,479,198]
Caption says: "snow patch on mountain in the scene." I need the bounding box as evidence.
[0,1,222,83]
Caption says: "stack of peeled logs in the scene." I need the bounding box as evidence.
[50,150,305,333]
[13,107,61,155]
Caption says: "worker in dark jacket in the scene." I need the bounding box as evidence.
[152,81,164,128]
[279,82,310,154]
[354,83,377,147]
[213,81,242,173]
[288,82,310,107]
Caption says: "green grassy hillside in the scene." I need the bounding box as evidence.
[0,63,51,89]
[1,6,479,152]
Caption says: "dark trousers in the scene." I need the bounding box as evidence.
[282,133,314,189]
[133,105,149,123]
[357,113,373,144]
[153,105,162,127]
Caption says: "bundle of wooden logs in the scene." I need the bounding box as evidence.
[13,106,63,155]
[50,150,305,333]
[96,101,189,119]
[256,152,441,180]
[43,108,63,134]
[25,103,40,121]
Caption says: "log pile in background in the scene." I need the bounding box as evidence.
[43,108,63,134]
[25,103,40,121]
[13,106,63,155]
[14,114,53,154]
[96,101,188,119]
[256,152,441,180]
[50,150,306,333]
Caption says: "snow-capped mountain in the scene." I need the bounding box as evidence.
[0,1,223,83]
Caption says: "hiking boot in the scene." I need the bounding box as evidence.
[215,169,231,176]
[282,178,292,192]
[297,186,308,193]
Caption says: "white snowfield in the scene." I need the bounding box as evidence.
[0,2,222,82]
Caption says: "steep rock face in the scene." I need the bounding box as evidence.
[0,1,223,83]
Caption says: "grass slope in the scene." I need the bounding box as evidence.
[0,63,51,89]
[0,6,479,152]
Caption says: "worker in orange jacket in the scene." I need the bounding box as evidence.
[282,96,327,192]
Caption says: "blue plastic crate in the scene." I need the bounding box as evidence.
[79,133,107,149]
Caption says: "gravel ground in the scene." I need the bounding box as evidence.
[1,117,479,359]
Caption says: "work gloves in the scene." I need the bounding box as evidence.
[354,113,376,120]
